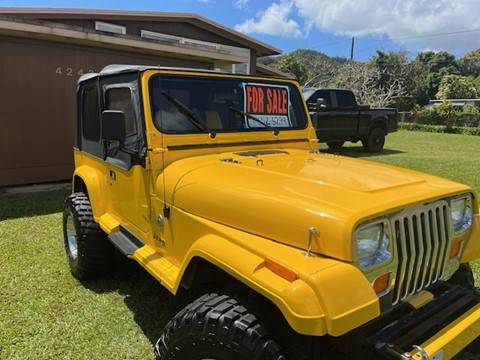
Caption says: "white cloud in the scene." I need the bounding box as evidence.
[292,0,480,52]
[235,0,249,9]
[234,1,302,38]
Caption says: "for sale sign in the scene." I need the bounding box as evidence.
[243,83,291,128]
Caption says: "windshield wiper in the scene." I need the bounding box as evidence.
[161,91,215,137]
[229,107,279,135]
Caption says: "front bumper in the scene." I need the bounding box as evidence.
[369,283,480,360]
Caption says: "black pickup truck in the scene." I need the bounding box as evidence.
[304,88,398,152]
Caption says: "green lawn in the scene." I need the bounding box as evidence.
[0,130,479,360]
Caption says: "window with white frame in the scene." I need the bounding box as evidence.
[95,21,126,35]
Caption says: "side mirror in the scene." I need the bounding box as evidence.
[101,110,126,142]
[316,98,328,111]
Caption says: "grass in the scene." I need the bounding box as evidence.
[0,130,479,359]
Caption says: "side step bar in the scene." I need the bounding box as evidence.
[369,284,480,359]
[108,225,144,256]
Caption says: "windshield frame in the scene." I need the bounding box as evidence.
[148,73,309,135]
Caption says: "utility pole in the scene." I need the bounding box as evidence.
[350,37,355,61]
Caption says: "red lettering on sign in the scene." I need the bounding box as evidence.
[247,86,253,112]
[266,88,272,113]
[272,89,278,114]
[281,89,288,114]
[246,85,289,116]
[258,87,265,113]
[253,87,259,112]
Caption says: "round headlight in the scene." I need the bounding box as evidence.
[355,222,392,269]
[451,195,473,234]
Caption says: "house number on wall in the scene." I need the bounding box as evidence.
[55,67,95,77]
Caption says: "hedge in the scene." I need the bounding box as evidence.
[400,122,480,136]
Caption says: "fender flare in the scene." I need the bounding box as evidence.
[172,234,379,337]
[73,165,106,220]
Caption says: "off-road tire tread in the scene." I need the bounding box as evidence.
[63,192,113,279]
[156,293,285,360]
[449,263,476,289]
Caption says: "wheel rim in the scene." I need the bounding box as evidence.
[66,212,78,260]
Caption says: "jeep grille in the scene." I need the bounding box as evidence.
[391,200,452,305]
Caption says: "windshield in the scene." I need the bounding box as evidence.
[149,75,308,134]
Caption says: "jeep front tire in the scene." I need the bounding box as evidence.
[449,263,476,289]
[155,293,285,360]
[63,192,114,280]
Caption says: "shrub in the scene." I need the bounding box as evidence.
[413,106,440,125]
[400,122,480,136]
[460,103,480,127]
[436,101,460,130]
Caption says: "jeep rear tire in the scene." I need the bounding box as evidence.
[63,192,114,280]
[362,128,385,153]
[155,293,285,360]
[327,141,345,151]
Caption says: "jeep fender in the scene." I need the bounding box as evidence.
[72,165,106,220]
[461,214,480,262]
[173,230,379,337]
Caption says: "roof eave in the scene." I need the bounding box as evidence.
[0,7,281,57]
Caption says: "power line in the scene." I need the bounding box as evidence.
[389,28,480,42]
[354,26,480,48]
[318,27,480,59]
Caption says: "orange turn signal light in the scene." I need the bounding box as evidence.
[450,241,462,259]
[373,273,391,294]
[264,258,298,282]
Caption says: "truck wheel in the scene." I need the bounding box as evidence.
[63,192,114,280]
[155,293,285,360]
[327,141,345,151]
[362,128,385,153]
[448,263,475,289]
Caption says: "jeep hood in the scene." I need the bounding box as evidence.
[166,149,471,261]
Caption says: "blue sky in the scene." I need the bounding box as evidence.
[2,0,480,60]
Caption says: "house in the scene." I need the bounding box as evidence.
[0,8,286,186]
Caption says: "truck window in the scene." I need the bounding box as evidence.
[336,91,356,108]
[82,85,100,141]
[149,75,308,134]
[105,88,137,137]
[311,90,333,107]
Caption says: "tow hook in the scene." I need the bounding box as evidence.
[386,344,430,360]
[412,345,430,360]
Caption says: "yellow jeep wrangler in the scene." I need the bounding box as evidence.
[63,65,480,360]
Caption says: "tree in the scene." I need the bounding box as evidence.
[459,49,480,77]
[416,51,435,65]
[423,67,459,100]
[428,51,459,73]
[436,75,477,100]
[273,54,309,84]
[406,60,430,107]
[268,49,347,87]
[370,51,409,87]
[370,51,416,109]
[331,61,406,107]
